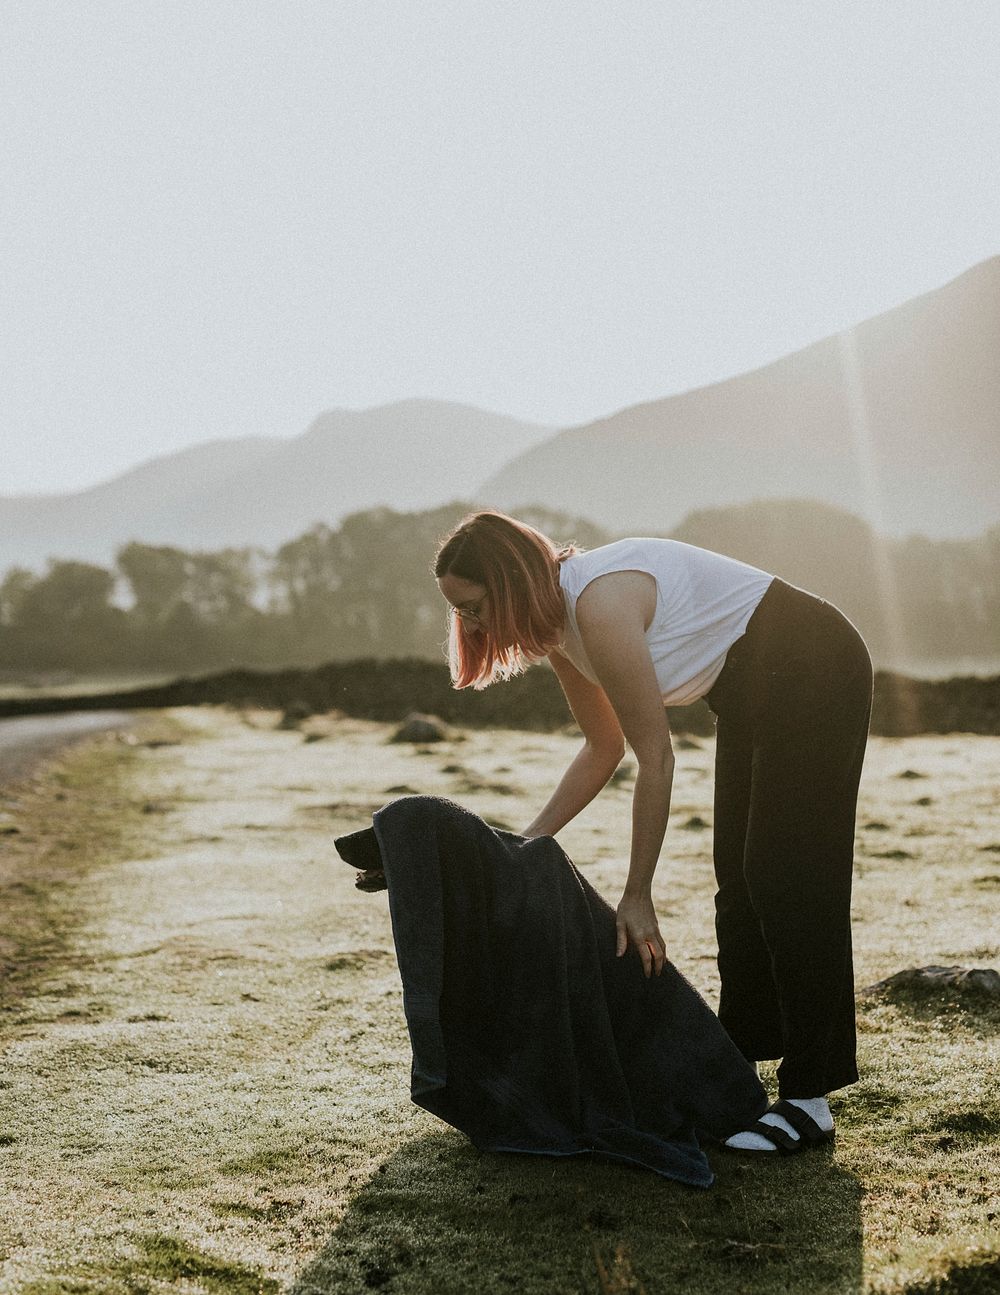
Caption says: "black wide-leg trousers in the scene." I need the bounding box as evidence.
[704,578,873,1098]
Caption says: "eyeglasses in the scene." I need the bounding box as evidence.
[453,596,487,625]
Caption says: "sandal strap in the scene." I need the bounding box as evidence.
[770,1099,831,1143]
[745,1118,801,1153]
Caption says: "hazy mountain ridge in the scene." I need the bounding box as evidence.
[0,436,284,574]
[1,400,555,571]
[3,260,998,574]
[478,257,1000,539]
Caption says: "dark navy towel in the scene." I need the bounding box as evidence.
[334,794,766,1187]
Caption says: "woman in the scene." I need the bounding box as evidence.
[433,509,873,1153]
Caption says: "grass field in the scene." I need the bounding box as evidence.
[0,706,997,1294]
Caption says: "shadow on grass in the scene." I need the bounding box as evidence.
[291,1131,863,1295]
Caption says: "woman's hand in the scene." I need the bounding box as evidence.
[616,892,667,978]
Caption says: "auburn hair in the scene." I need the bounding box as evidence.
[433,510,581,689]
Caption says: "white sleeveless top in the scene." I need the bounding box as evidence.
[556,537,775,706]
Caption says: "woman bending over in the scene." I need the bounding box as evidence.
[433,509,873,1154]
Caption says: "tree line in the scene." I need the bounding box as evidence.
[1,499,997,677]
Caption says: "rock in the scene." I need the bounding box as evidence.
[324,948,393,970]
[389,713,450,743]
[278,700,313,730]
[862,966,1000,998]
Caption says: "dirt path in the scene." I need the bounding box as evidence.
[0,710,137,788]
[1,706,997,1293]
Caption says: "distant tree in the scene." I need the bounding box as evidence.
[669,498,893,657]
[118,541,260,623]
[489,503,613,553]
[319,501,616,662]
[17,559,116,623]
[2,499,995,678]
[329,505,444,659]
[185,548,259,623]
[269,524,340,630]
[0,567,34,627]
[0,567,37,669]
[2,559,130,668]
[154,600,213,669]
[117,542,190,625]
[893,529,1000,662]
[668,497,1000,666]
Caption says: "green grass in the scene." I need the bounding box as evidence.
[17,1233,281,1295]
[0,714,997,1294]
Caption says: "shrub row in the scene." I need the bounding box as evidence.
[3,659,1000,737]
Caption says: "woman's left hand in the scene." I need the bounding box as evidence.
[615,892,667,978]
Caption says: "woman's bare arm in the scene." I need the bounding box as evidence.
[521,649,626,837]
[573,571,676,978]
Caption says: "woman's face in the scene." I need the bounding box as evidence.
[437,573,490,631]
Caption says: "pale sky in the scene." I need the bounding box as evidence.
[3,0,999,495]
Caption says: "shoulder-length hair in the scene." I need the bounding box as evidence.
[433,510,581,689]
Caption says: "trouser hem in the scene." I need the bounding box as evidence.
[776,1066,860,1100]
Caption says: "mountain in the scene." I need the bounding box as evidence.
[5,259,998,574]
[477,258,1000,539]
[0,400,555,571]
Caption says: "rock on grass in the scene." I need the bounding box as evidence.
[862,965,1000,1000]
[390,713,451,743]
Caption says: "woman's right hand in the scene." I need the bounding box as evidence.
[615,891,667,978]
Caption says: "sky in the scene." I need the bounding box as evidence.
[3,1,999,496]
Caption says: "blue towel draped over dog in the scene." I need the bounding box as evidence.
[334,795,766,1187]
